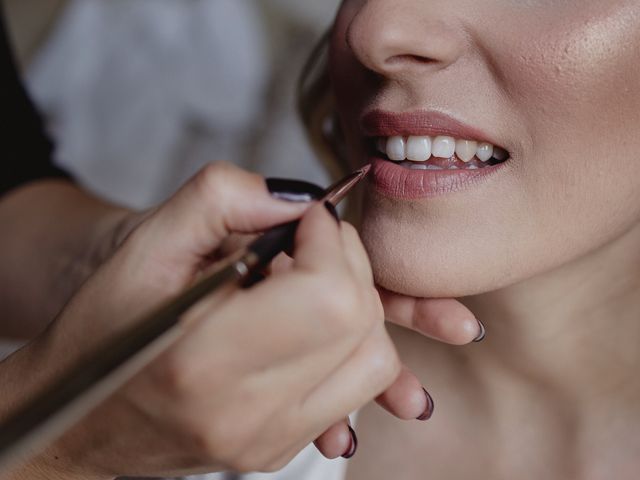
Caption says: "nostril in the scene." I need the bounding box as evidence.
[386,54,438,67]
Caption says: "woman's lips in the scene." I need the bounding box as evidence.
[369,157,505,199]
[361,110,509,199]
[361,110,498,144]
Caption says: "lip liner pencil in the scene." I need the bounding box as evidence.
[0,165,371,473]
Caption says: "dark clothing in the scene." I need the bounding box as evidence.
[0,8,70,196]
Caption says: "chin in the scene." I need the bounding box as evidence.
[363,238,519,299]
[359,193,546,299]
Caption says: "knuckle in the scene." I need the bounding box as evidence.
[312,278,366,333]
[367,341,402,388]
[193,164,229,205]
[193,162,267,213]
[152,353,199,398]
[191,418,249,469]
[196,161,263,194]
[193,162,242,202]
[197,161,235,189]
[186,428,220,464]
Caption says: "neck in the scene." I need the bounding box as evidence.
[459,223,640,408]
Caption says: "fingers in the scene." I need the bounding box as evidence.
[175,212,376,387]
[379,288,482,345]
[375,365,433,421]
[313,419,354,459]
[273,216,372,285]
[301,322,401,435]
[138,162,309,264]
[292,203,346,273]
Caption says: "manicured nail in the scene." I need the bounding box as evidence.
[342,426,358,459]
[266,178,324,202]
[324,201,341,224]
[473,319,486,343]
[416,388,435,421]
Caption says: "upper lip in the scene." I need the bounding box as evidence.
[361,110,502,147]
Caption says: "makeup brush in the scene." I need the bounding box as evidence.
[0,165,371,472]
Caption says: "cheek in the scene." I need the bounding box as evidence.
[496,2,640,183]
[499,3,640,260]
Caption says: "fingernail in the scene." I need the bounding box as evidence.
[324,201,340,224]
[342,426,358,459]
[416,388,435,421]
[473,319,486,343]
[266,178,325,203]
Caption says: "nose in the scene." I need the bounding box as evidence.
[345,0,467,77]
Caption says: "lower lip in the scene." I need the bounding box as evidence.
[368,157,506,199]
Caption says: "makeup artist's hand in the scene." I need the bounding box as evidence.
[2,163,401,479]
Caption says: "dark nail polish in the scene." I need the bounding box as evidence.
[473,319,486,343]
[416,388,435,421]
[324,201,340,224]
[266,178,325,202]
[342,426,358,459]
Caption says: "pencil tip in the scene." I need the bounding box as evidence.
[357,164,372,176]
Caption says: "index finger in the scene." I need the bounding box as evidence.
[379,288,483,345]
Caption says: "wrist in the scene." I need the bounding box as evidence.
[88,208,143,266]
[59,207,148,301]
[5,452,113,480]
[0,344,112,480]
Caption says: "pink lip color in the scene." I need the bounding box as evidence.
[361,110,506,199]
[361,110,498,144]
[370,158,504,199]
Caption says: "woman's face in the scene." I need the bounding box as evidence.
[330,0,640,298]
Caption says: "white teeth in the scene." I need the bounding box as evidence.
[378,135,508,166]
[386,136,406,161]
[432,136,456,159]
[476,143,494,162]
[406,136,432,162]
[493,147,509,161]
[455,140,477,163]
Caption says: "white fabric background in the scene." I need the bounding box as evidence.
[27,0,337,209]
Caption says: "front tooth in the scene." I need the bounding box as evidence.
[432,136,456,159]
[406,136,432,162]
[455,140,478,163]
[476,143,494,162]
[493,147,509,161]
[386,136,406,161]
[376,137,387,155]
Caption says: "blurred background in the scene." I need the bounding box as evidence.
[3,1,344,479]
[4,0,339,208]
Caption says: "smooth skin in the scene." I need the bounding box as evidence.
[0,163,482,479]
[329,1,640,479]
